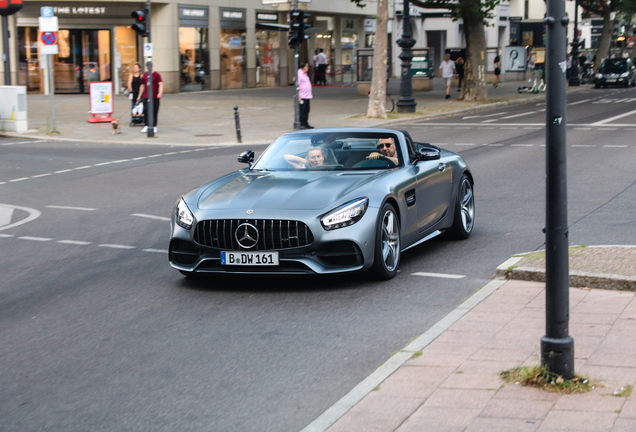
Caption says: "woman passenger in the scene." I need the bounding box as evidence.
[284,146,325,169]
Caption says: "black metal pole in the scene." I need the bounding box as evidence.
[396,0,416,113]
[146,0,154,138]
[293,43,300,130]
[569,0,580,86]
[541,0,574,380]
[2,15,11,85]
[233,105,242,143]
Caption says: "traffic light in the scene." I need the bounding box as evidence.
[131,9,148,37]
[0,0,24,17]
[288,9,302,47]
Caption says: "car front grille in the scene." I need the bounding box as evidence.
[193,219,314,251]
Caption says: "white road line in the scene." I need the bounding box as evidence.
[131,213,170,222]
[501,127,518,130]
[163,152,178,155]
[0,182,5,185]
[111,159,130,163]
[501,111,536,119]
[411,272,466,279]
[462,112,507,120]
[31,173,52,178]
[572,145,595,147]
[9,177,29,182]
[47,205,96,211]
[74,166,91,170]
[598,128,618,131]
[0,140,47,146]
[143,248,168,253]
[568,99,591,106]
[58,240,93,245]
[132,157,147,161]
[18,236,52,242]
[538,108,546,112]
[536,103,546,106]
[430,143,448,146]
[98,244,136,250]
[94,162,113,166]
[147,154,162,158]
[0,205,14,226]
[0,233,14,237]
[603,145,628,148]
[454,143,475,146]
[591,109,636,125]
[480,119,498,123]
[511,144,534,147]
[573,128,592,130]
[627,128,636,131]
[0,204,41,232]
[178,150,193,153]
[54,169,73,174]
[488,144,505,146]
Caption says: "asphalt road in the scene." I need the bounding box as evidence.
[1,86,636,431]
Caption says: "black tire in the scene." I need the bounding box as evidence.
[370,203,401,280]
[594,83,601,89]
[447,174,475,240]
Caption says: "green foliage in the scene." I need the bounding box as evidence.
[501,365,592,394]
[411,0,502,24]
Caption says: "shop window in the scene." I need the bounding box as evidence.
[220,29,246,89]
[256,30,280,87]
[179,27,210,91]
[116,26,138,93]
[18,27,40,92]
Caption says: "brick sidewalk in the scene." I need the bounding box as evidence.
[324,279,636,432]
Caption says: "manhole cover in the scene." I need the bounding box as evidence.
[194,134,223,137]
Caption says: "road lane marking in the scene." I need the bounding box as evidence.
[572,145,595,147]
[0,140,47,146]
[0,233,14,237]
[603,145,628,148]
[47,205,96,211]
[462,112,507,120]
[143,249,168,253]
[501,111,536,119]
[511,144,534,147]
[74,166,91,170]
[54,169,73,174]
[501,127,518,130]
[488,144,504,146]
[0,206,14,226]
[131,213,170,222]
[18,236,52,241]
[147,154,162,158]
[132,157,147,160]
[98,244,136,249]
[598,128,617,131]
[454,143,475,146]
[111,159,130,164]
[58,240,93,245]
[573,128,592,130]
[568,99,591,106]
[31,173,52,178]
[591,108,636,125]
[480,119,498,123]
[411,272,466,279]
[0,204,41,231]
[9,177,29,182]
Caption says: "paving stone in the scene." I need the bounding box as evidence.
[505,315,545,330]
[482,336,541,351]
[464,417,541,432]
[471,298,529,314]
[493,383,561,402]
[620,399,636,418]
[373,376,439,399]
[422,388,495,410]
[552,389,625,412]
[586,351,636,368]
[611,319,636,332]
[573,291,633,315]
[570,322,612,337]
[570,335,605,359]
[458,310,518,324]
[537,410,617,431]
[423,341,482,357]
[570,313,619,325]
[596,330,636,355]
[447,319,507,334]
[611,418,636,432]
[405,352,469,368]
[577,365,636,385]
[471,347,535,363]
[479,398,554,420]
[327,394,425,432]
[439,372,503,390]
[456,359,522,375]
[394,407,481,432]
[389,365,458,384]
[433,330,492,347]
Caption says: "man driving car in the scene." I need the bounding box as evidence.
[367,137,399,165]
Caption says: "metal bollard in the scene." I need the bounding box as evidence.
[233,106,242,143]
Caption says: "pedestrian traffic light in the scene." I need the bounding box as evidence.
[131,9,148,37]
[0,0,23,17]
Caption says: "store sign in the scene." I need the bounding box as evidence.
[220,7,246,29]
[179,5,208,27]
[89,82,114,116]
[53,6,106,14]
[222,11,243,20]
[180,8,207,18]
[257,13,277,22]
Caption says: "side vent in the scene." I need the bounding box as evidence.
[405,189,416,207]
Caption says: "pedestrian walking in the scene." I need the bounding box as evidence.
[566,53,573,80]
[455,57,464,92]
[493,55,501,88]
[438,53,456,99]
[137,70,164,134]
[312,49,320,85]
[527,51,536,82]
[298,62,314,129]
[127,63,142,110]
[316,48,329,86]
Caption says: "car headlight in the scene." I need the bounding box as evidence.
[620,72,629,78]
[321,197,369,230]
[596,73,603,79]
[175,198,194,230]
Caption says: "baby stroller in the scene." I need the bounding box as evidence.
[130,101,144,127]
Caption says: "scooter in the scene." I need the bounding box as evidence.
[518,78,546,94]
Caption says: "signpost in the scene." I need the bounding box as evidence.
[1,0,24,85]
[37,6,58,132]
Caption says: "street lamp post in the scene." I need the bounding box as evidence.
[569,0,581,86]
[396,0,416,113]
[542,0,575,380]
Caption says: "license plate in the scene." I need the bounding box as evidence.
[221,251,279,266]
[607,78,616,82]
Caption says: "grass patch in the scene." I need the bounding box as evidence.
[500,365,592,394]
[524,250,546,260]
[613,385,633,398]
[411,351,423,359]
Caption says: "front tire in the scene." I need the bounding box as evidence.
[447,175,475,240]
[371,203,400,280]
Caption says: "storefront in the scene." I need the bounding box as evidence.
[219,7,246,89]
[255,12,280,87]
[15,3,141,94]
[179,5,209,92]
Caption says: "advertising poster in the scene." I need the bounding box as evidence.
[89,81,114,115]
[505,46,526,71]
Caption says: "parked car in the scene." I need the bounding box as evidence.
[169,128,475,280]
[595,58,636,88]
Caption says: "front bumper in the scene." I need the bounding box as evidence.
[168,208,379,275]
[595,76,629,86]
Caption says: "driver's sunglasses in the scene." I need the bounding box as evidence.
[377,142,393,149]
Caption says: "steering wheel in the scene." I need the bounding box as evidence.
[378,155,397,167]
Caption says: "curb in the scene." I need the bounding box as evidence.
[495,248,636,292]
[299,278,507,432]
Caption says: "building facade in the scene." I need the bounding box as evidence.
[1,0,376,94]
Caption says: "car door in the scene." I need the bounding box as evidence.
[412,144,453,231]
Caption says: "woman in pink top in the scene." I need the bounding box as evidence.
[298,62,314,129]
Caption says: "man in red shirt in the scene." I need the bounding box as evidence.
[137,70,164,133]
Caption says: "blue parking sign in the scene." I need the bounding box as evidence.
[41,7,54,17]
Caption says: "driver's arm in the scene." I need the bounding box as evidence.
[367,152,398,165]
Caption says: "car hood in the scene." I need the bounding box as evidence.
[601,67,627,74]
[197,169,387,211]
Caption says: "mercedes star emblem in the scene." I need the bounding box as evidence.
[235,223,259,249]
[246,209,254,214]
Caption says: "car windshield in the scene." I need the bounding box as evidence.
[601,59,628,70]
[253,131,403,171]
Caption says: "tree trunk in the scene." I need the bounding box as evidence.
[367,0,388,118]
[461,9,488,102]
[594,11,612,71]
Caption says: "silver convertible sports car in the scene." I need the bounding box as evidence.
[169,128,474,280]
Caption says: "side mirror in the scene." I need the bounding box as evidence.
[417,147,441,161]
[238,150,254,168]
